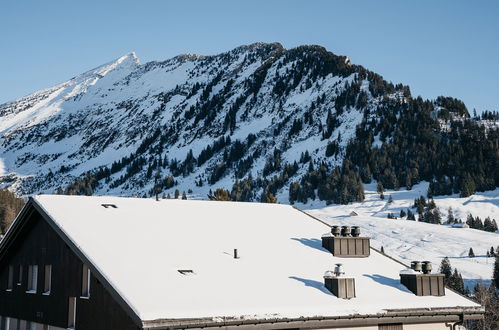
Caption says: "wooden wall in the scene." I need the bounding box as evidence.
[0,209,140,330]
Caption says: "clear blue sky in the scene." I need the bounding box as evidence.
[1,0,498,113]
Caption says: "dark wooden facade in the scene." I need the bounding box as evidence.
[0,206,140,330]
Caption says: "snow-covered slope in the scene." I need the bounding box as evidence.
[0,43,385,197]
[306,182,499,288]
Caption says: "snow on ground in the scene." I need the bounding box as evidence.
[305,182,499,289]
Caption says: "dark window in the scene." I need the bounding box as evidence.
[17,265,23,286]
[81,264,90,298]
[43,265,52,294]
[7,265,13,290]
[27,265,38,292]
[68,297,76,329]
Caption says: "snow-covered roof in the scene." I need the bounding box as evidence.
[31,195,478,322]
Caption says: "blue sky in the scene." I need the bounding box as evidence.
[1,0,498,113]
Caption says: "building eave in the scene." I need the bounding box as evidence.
[142,306,484,329]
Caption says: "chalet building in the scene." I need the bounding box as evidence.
[0,196,483,330]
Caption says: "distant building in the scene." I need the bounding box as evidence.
[0,196,483,329]
[451,223,470,228]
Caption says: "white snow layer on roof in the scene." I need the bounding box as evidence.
[32,195,478,321]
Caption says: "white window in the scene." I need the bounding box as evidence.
[43,265,52,294]
[68,297,76,329]
[7,265,13,290]
[27,265,38,293]
[81,264,90,298]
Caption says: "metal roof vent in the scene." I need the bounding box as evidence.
[400,261,445,296]
[324,264,356,299]
[101,204,117,209]
[321,225,370,257]
[178,269,194,275]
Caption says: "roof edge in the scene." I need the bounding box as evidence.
[142,306,485,329]
[0,199,36,263]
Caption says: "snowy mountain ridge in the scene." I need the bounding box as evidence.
[0,43,497,203]
[0,43,361,195]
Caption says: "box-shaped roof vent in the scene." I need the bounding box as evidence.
[324,264,356,299]
[400,261,445,296]
[321,225,370,257]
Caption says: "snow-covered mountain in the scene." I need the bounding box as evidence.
[0,43,497,203]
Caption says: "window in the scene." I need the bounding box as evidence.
[68,297,76,329]
[43,265,52,294]
[7,265,13,290]
[81,264,90,298]
[27,265,38,293]
[18,265,23,285]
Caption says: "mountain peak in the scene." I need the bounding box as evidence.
[115,51,140,66]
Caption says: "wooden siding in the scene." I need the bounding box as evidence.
[0,209,139,330]
[400,273,445,296]
[321,236,370,257]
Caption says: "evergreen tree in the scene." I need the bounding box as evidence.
[399,209,406,218]
[387,195,393,204]
[376,182,384,195]
[406,209,416,220]
[439,257,452,280]
[494,255,499,289]
[469,282,499,330]
[460,175,476,198]
[447,207,455,223]
[208,188,231,201]
[0,190,25,234]
[380,246,385,254]
[261,191,277,203]
[449,268,466,294]
[468,247,475,258]
[484,217,498,232]
[181,191,187,200]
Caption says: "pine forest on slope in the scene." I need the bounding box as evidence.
[0,43,498,203]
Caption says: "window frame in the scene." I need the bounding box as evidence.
[68,297,76,329]
[81,264,90,298]
[43,265,52,295]
[26,265,38,293]
[17,265,23,286]
[7,265,14,291]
